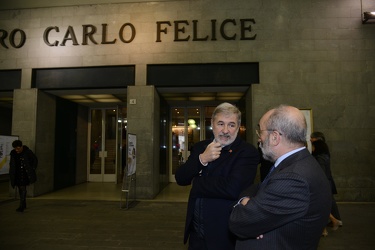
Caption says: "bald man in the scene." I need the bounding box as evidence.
[229,105,332,250]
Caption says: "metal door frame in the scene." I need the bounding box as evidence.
[88,107,118,182]
[169,106,206,182]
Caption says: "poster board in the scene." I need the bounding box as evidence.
[127,133,136,176]
[0,135,19,175]
[120,133,136,209]
[300,109,313,152]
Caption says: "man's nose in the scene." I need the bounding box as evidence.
[222,125,229,133]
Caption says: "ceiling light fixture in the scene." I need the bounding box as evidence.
[361,0,375,24]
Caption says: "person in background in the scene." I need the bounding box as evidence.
[310,131,326,142]
[311,132,342,235]
[175,102,259,250]
[229,105,331,250]
[9,140,38,212]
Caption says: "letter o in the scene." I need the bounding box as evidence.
[119,23,136,43]
[9,29,26,48]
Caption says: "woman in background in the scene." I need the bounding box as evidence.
[311,138,341,236]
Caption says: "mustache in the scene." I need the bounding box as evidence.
[219,134,230,138]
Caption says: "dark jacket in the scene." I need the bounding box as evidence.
[9,146,38,188]
[229,148,332,250]
[175,136,259,250]
[312,140,337,194]
[314,153,337,194]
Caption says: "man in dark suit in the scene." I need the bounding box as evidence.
[229,105,332,250]
[175,102,259,250]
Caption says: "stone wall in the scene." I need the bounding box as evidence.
[1,0,374,200]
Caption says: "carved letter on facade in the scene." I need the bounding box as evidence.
[43,26,59,46]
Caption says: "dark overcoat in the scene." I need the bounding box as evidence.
[175,136,259,250]
[9,146,38,188]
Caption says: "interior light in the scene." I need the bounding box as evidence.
[189,96,216,101]
[361,0,375,24]
[86,94,113,99]
[74,100,95,103]
[363,11,375,23]
[61,95,86,100]
[95,98,121,103]
[188,119,195,125]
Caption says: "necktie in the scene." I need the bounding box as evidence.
[262,165,276,185]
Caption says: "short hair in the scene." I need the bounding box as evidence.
[266,105,307,145]
[12,140,23,148]
[310,131,326,142]
[212,102,241,125]
[311,140,330,156]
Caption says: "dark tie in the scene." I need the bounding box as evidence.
[262,165,276,185]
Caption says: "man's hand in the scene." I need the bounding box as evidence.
[237,197,263,240]
[199,141,222,165]
[240,197,250,205]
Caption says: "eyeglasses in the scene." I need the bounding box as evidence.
[256,129,270,138]
[256,129,283,138]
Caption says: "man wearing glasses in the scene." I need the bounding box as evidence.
[229,105,331,250]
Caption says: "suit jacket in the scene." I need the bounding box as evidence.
[229,148,332,250]
[175,136,259,250]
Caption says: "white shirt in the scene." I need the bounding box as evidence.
[274,147,306,169]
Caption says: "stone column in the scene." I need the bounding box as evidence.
[127,85,161,199]
[11,89,56,197]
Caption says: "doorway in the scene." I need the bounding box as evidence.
[88,107,127,182]
[169,106,216,182]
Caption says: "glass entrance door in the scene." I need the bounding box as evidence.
[89,108,118,182]
[170,107,202,182]
[169,106,219,182]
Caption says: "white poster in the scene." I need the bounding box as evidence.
[0,135,19,175]
[127,134,136,176]
[300,109,313,153]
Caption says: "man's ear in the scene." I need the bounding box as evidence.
[271,131,281,145]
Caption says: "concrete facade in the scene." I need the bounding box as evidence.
[127,85,166,198]
[10,89,56,196]
[1,0,374,200]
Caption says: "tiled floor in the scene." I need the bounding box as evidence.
[0,181,191,203]
[33,182,191,202]
[0,182,374,249]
